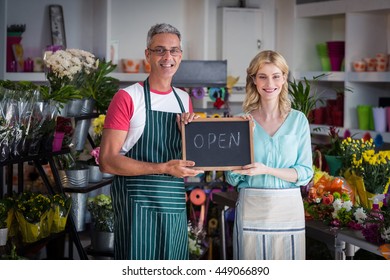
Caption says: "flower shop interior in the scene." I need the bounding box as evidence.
[1,0,390,260]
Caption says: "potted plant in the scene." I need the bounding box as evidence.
[315,126,344,176]
[80,60,119,114]
[288,73,326,122]
[87,194,114,252]
[0,197,13,246]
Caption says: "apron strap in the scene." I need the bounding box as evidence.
[143,78,186,113]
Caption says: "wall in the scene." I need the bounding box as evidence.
[3,0,277,61]
[5,0,94,58]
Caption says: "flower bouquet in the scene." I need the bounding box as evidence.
[303,168,366,229]
[188,220,207,259]
[43,48,96,104]
[15,191,52,243]
[341,137,390,208]
[50,193,72,233]
[54,116,74,148]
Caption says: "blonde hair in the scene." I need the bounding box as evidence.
[242,50,291,117]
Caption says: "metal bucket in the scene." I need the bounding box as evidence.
[88,165,103,183]
[68,193,88,232]
[91,231,114,252]
[61,168,89,188]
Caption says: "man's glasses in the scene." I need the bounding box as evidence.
[148,47,182,57]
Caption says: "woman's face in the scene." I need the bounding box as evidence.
[252,63,286,101]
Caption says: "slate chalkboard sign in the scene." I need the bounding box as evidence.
[182,118,254,170]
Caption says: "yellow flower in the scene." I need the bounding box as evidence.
[92,114,106,146]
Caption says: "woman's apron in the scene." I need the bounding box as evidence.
[233,188,305,260]
[111,78,188,260]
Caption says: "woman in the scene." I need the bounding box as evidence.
[225,50,313,260]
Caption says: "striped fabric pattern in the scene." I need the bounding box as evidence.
[233,188,306,260]
[112,175,188,259]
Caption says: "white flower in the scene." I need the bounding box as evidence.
[381,227,390,242]
[353,207,367,224]
[44,48,98,84]
[342,200,353,212]
[332,198,343,211]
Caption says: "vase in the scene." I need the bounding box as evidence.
[60,168,89,188]
[0,227,8,246]
[67,192,88,232]
[90,230,114,252]
[52,131,65,152]
[66,99,83,117]
[72,98,96,151]
[386,107,390,132]
[357,105,375,130]
[324,154,343,176]
[372,107,387,132]
[6,35,22,72]
[89,165,103,183]
[102,172,114,179]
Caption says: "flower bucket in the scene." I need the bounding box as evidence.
[67,193,88,232]
[89,165,103,183]
[72,118,92,152]
[60,168,89,188]
[102,172,114,179]
[0,227,9,246]
[90,230,114,252]
[373,107,387,132]
[66,99,83,117]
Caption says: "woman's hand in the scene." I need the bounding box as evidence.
[231,162,269,176]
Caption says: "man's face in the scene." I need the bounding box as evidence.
[145,33,182,79]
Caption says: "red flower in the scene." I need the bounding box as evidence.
[322,192,334,205]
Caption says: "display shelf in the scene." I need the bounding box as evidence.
[63,178,113,194]
[348,72,390,83]
[2,71,148,84]
[293,0,390,142]
[310,124,390,144]
[291,71,346,82]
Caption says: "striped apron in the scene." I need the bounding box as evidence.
[233,188,305,260]
[111,78,188,260]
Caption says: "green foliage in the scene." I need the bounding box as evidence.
[40,84,83,104]
[80,60,119,114]
[288,73,326,120]
[87,194,114,232]
[0,197,13,228]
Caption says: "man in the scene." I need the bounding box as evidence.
[99,23,203,260]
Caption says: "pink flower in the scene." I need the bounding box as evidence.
[90,147,100,165]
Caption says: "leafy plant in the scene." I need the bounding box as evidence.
[81,60,119,114]
[87,194,114,232]
[0,197,13,228]
[288,73,326,120]
[15,192,51,224]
